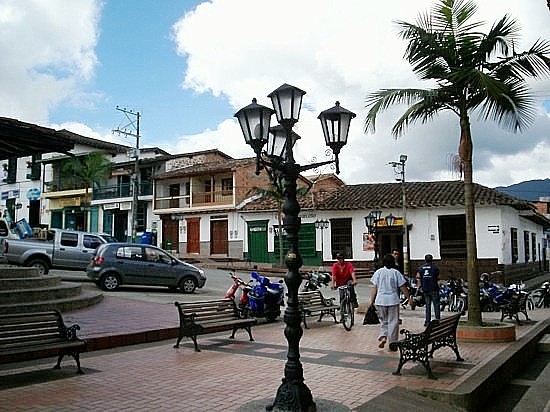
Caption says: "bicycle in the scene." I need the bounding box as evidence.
[337,284,354,331]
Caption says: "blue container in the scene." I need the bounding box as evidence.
[140,232,153,245]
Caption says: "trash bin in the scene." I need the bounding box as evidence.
[141,232,153,245]
[165,239,173,251]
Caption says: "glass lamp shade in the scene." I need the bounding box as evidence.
[385,213,395,227]
[364,213,375,230]
[234,98,274,154]
[268,84,306,125]
[400,154,408,164]
[267,125,300,159]
[318,101,356,154]
[371,209,382,221]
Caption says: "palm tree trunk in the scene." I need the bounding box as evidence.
[461,117,482,325]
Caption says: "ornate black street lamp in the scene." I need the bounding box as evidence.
[365,209,382,264]
[314,219,329,267]
[235,83,355,411]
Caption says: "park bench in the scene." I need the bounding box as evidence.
[392,312,464,379]
[174,298,257,352]
[297,290,339,329]
[500,292,530,325]
[0,310,87,374]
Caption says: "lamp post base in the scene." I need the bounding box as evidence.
[268,379,316,412]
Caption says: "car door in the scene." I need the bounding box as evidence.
[114,245,145,284]
[143,247,176,287]
[79,234,104,267]
[53,231,81,269]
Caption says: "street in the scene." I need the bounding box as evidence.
[52,267,374,306]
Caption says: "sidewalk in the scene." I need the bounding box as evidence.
[1,292,550,411]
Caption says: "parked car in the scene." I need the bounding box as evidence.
[1,229,117,274]
[86,243,207,293]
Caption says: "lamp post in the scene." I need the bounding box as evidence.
[365,209,382,265]
[390,154,408,276]
[235,84,355,411]
[314,219,329,267]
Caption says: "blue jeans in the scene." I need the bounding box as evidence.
[424,291,440,326]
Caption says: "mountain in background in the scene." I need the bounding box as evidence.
[494,178,550,201]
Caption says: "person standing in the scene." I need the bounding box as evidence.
[331,253,359,308]
[370,254,412,350]
[416,254,440,327]
[391,248,401,271]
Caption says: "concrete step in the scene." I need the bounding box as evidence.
[0,266,40,278]
[537,333,550,353]
[0,290,104,314]
[0,282,82,304]
[0,275,61,289]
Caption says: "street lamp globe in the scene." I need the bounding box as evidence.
[318,101,356,174]
[267,125,301,159]
[268,83,306,127]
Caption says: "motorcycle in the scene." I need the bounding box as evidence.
[439,277,467,312]
[301,270,331,292]
[530,281,550,309]
[226,270,285,322]
[400,276,425,309]
[479,274,532,312]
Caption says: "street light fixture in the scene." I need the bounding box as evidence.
[235,84,355,411]
[389,154,408,276]
[314,219,329,267]
[365,209,382,265]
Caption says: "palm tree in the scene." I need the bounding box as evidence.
[62,152,112,231]
[364,0,550,325]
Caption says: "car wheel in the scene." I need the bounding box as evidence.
[27,259,49,275]
[179,276,197,294]
[100,273,120,291]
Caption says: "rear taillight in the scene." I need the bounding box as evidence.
[93,256,104,265]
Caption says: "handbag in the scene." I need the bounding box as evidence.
[363,304,379,325]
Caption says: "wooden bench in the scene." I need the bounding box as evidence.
[174,298,257,352]
[500,293,530,325]
[297,290,339,329]
[0,310,87,374]
[392,312,464,379]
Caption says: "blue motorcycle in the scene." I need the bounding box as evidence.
[241,271,285,322]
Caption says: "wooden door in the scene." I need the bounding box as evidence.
[186,218,200,254]
[162,219,179,251]
[210,220,228,255]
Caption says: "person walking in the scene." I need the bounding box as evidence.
[331,253,359,308]
[416,254,440,327]
[370,254,412,350]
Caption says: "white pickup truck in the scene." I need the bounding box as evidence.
[1,229,117,274]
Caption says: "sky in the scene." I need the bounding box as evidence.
[1,0,549,189]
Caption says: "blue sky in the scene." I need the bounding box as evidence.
[1,0,550,188]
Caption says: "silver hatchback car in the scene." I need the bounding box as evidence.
[86,243,206,293]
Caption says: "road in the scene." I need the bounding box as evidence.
[52,267,374,306]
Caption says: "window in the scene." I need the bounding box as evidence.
[438,215,466,258]
[83,235,102,249]
[27,155,41,180]
[60,232,78,247]
[330,218,352,259]
[169,184,179,208]
[221,177,233,195]
[511,228,518,263]
[116,246,143,260]
[4,157,16,184]
[531,233,537,262]
[524,231,530,262]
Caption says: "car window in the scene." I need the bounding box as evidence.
[83,235,102,249]
[116,246,143,261]
[60,232,78,247]
[100,234,117,243]
[158,250,173,264]
[144,247,159,262]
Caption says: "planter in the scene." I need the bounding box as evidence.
[457,321,516,343]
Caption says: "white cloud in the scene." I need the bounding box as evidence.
[172,0,550,187]
[0,0,101,123]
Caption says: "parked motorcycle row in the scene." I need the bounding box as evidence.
[399,271,549,314]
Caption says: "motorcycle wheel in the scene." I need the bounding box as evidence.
[455,297,466,313]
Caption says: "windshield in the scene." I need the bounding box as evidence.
[101,234,118,243]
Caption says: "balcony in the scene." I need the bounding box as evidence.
[44,179,87,193]
[93,182,153,200]
[154,190,233,210]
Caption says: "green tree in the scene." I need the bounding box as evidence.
[364,0,550,325]
[62,152,112,231]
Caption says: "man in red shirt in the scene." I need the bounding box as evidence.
[331,253,359,308]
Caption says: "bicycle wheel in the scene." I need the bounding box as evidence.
[531,289,545,308]
[341,300,353,331]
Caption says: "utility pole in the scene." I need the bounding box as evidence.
[390,154,408,276]
[113,107,140,242]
